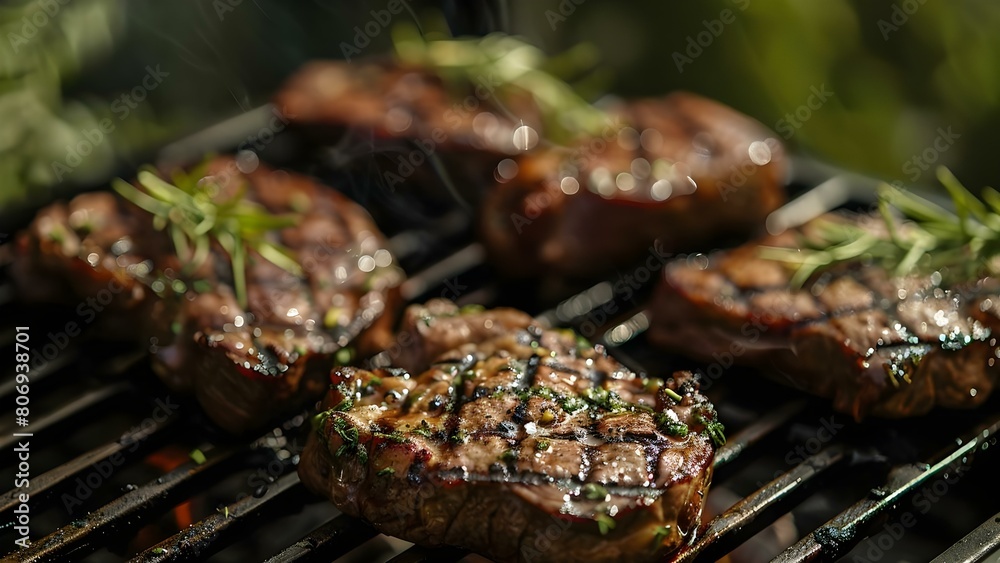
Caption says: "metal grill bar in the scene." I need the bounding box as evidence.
[930,511,1000,563]
[713,399,808,468]
[0,348,80,401]
[0,382,128,452]
[133,472,306,562]
[263,514,379,563]
[0,415,176,514]
[773,416,1000,562]
[12,445,243,562]
[674,446,848,562]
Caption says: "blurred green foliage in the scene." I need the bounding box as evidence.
[2,0,999,218]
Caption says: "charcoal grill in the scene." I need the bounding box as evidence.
[1,108,999,563]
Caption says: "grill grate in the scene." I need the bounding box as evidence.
[2,148,1000,562]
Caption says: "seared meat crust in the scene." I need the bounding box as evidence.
[300,300,721,563]
[649,214,1000,419]
[481,92,787,281]
[13,157,402,433]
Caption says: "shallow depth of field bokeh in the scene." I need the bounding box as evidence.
[2,0,998,218]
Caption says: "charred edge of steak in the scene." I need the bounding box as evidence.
[301,324,720,563]
[648,213,1000,420]
[479,92,788,281]
[13,156,404,433]
[273,59,546,202]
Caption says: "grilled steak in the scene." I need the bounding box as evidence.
[648,214,1000,420]
[13,156,402,433]
[274,59,544,207]
[299,300,722,563]
[481,92,787,281]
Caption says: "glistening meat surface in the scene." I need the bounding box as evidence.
[13,157,402,433]
[481,92,787,281]
[299,300,722,563]
[648,214,1000,419]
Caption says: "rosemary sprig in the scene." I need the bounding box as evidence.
[112,162,302,308]
[391,25,612,145]
[761,167,1000,287]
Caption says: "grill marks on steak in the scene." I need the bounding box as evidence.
[481,92,787,281]
[299,301,720,563]
[274,59,544,206]
[13,157,402,433]
[648,214,1000,420]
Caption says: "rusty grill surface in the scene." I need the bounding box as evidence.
[1,123,999,563]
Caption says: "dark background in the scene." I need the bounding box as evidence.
[2,0,998,213]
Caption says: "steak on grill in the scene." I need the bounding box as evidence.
[648,214,1000,420]
[299,300,722,563]
[274,58,544,209]
[480,92,787,281]
[13,156,402,433]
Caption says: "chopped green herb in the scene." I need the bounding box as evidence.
[189,448,206,465]
[583,387,628,413]
[369,376,383,387]
[500,449,517,462]
[332,416,368,464]
[530,386,556,400]
[695,412,726,447]
[377,467,395,477]
[335,347,353,365]
[560,396,587,414]
[450,429,468,444]
[152,547,166,554]
[332,396,354,412]
[652,525,672,546]
[536,440,551,451]
[373,430,408,443]
[663,388,683,403]
[459,304,485,314]
[311,409,333,433]
[412,420,433,438]
[595,513,616,535]
[582,482,609,500]
[655,414,689,438]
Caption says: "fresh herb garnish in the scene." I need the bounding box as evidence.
[581,482,609,501]
[331,416,368,464]
[583,387,628,413]
[377,467,395,477]
[559,396,587,414]
[595,513,616,535]
[451,429,468,444]
[392,28,613,145]
[655,413,690,438]
[536,439,551,451]
[332,394,354,413]
[760,168,1000,287]
[112,163,302,308]
[412,420,433,438]
[373,430,408,443]
[662,388,683,403]
[652,525,672,547]
[694,411,726,447]
[189,448,206,465]
[500,449,517,462]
